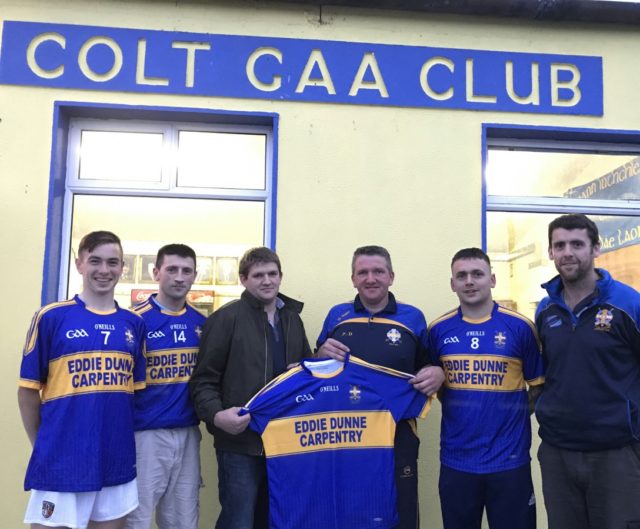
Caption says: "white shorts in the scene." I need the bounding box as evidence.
[24,479,138,529]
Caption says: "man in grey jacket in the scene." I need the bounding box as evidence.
[190,247,311,529]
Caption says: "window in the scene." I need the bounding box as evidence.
[51,109,276,313]
[484,126,640,319]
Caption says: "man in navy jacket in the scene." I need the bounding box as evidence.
[535,214,640,529]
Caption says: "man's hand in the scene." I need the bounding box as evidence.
[213,407,251,435]
[315,338,350,361]
[410,366,445,396]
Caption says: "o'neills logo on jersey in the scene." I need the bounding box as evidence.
[386,328,402,345]
[594,308,614,331]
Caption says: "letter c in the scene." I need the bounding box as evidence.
[420,57,454,101]
[27,32,66,79]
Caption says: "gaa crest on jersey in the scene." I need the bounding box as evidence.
[65,328,89,339]
[386,328,402,345]
[494,331,507,348]
[594,308,613,331]
[349,385,361,402]
[41,501,55,518]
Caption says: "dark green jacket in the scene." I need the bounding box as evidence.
[189,289,312,455]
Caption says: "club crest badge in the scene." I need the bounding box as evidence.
[494,331,507,348]
[386,328,402,345]
[42,501,55,519]
[594,308,613,331]
[349,385,361,402]
[195,325,203,338]
[125,328,135,344]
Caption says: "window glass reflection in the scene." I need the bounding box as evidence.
[177,131,266,189]
[68,194,265,312]
[487,211,640,320]
[79,131,164,182]
[486,150,640,199]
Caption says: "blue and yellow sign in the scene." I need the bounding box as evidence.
[0,20,602,115]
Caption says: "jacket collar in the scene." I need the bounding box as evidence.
[541,267,612,304]
[354,291,397,315]
[241,289,304,314]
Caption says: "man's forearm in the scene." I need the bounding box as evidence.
[18,387,41,446]
[528,384,544,414]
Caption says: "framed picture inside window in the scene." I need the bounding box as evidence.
[215,257,239,285]
[195,257,214,285]
[121,254,137,283]
[139,255,157,283]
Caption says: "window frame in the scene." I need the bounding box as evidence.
[482,123,640,250]
[43,102,278,305]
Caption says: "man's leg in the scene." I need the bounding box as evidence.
[88,519,126,529]
[538,441,588,529]
[438,465,484,529]
[584,444,640,529]
[393,420,420,529]
[485,464,536,529]
[124,431,172,529]
[156,427,201,529]
[215,450,267,529]
[252,477,269,529]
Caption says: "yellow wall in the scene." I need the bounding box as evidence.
[2,1,639,527]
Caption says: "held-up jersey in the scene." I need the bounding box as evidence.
[242,355,431,529]
[428,303,544,474]
[19,295,146,492]
[316,293,429,373]
[133,295,205,430]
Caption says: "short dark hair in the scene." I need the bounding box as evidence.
[78,231,122,258]
[239,247,281,278]
[155,244,197,269]
[451,247,491,268]
[548,214,599,247]
[351,245,393,274]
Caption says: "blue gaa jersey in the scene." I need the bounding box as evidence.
[316,293,429,373]
[242,355,431,529]
[133,295,205,430]
[19,296,146,492]
[428,303,544,474]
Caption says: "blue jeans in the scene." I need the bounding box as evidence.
[215,450,269,529]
